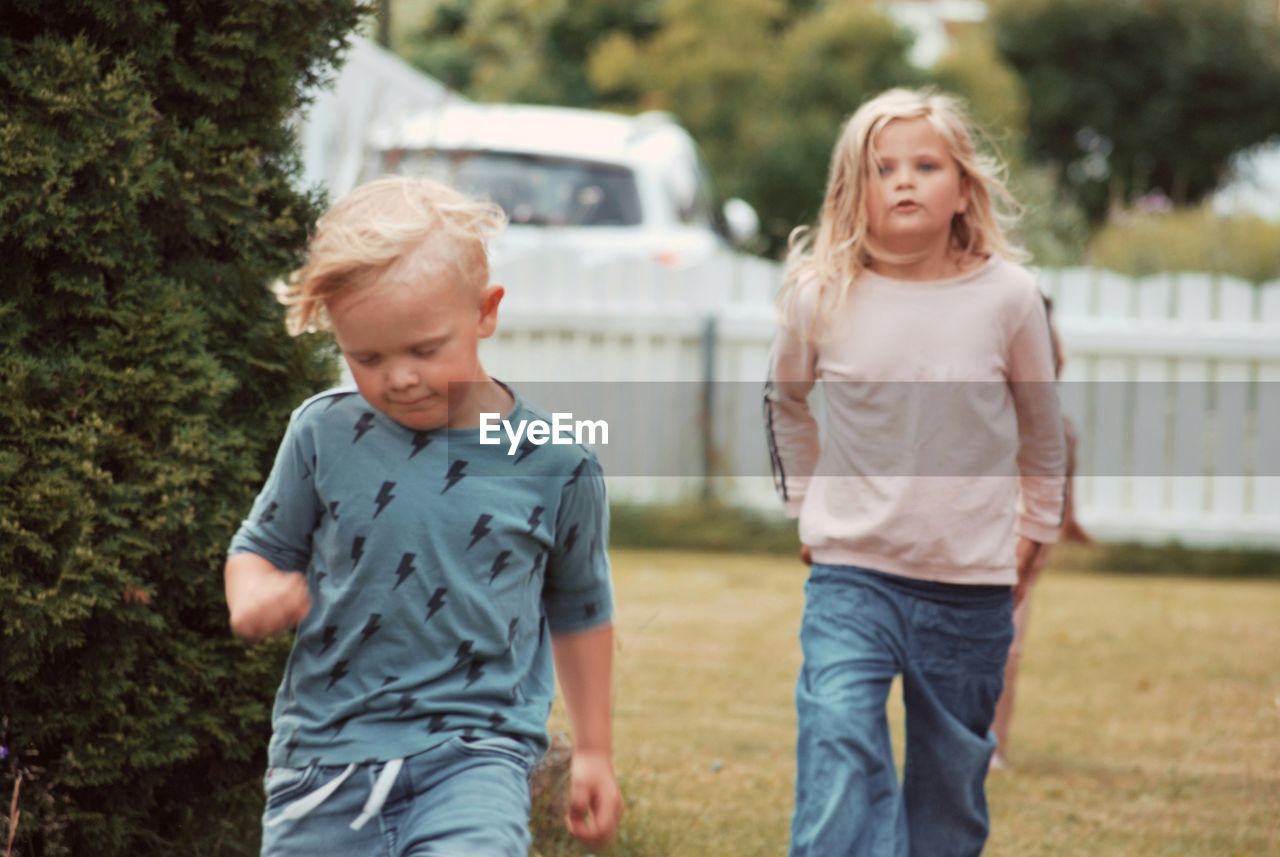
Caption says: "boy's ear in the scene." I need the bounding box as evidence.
[477,284,504,339]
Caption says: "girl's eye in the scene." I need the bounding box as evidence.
[353,355,380,366]
[877,164,893,177]
[918,162,938,172]
[413,348,436,358]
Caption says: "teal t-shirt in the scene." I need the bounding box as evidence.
[228,386,612,768]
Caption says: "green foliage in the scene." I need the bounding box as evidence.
[0,2,366,854]
[992,0,1280,223]
[1088,207,1280,283]
[401,0,924,255]
[610,501,800,555]
[401,0,661,106]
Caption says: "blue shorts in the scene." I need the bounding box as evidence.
[260,735,536,857]
[790,564,1014,857]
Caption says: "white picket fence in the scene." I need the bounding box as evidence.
[482,251,1280,548]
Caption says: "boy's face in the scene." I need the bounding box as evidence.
[328,272,503,431]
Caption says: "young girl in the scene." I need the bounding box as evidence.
[764,88,1067,856]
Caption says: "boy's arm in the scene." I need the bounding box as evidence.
[224,404,318,643]
[224,552,311,643]
[552,624,622,847]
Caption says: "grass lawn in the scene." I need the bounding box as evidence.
[535,549,1280,856]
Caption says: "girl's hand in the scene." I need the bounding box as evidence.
[565,749,623,847]
[800,545,813,566]
[1013,537,1050,607]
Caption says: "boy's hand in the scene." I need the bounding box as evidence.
[1014,537,1050,608]
[225,554,311,643]
[565,749,623,847]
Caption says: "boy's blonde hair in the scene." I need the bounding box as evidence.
[778,87,1026,330]
[281,176,507,335]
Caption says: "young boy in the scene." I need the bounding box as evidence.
[225,176,622,856]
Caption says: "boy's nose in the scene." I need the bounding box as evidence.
[387,364,420,390]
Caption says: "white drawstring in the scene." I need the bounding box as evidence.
[265,757,405,831]
[265,763,356,828]
[350,757,404,831]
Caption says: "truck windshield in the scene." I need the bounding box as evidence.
[380,149,643,227]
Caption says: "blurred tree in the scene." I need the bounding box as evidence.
[0,1,362,854]
[401,0,661,106]
[590,0,922,253]
[402,0,922,254]
[931,27,1088,266]
[1090,207,1280,283]
[992,0,1280,223]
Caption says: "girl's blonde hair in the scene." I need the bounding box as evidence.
[280,176,506,335]
[778,87,1026,331]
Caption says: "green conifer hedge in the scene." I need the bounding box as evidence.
[1,3,367,853]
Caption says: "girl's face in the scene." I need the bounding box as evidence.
[865,117,968,257]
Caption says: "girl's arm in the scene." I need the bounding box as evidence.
[764,295,822,516]
[1008,294,1068,543]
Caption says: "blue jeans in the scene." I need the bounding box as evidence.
[790,564,1014,857]
[260,735,536,856]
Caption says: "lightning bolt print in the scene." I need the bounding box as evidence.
[566,458,587,486]
[381,675,400,687]
[489,712,508,730]
[425,587,447,621]
[464,658,487,688]
[392,552,417,589]
[351,536,366,565]
[259,501,278,524]
[303,453,316,480]
[410,431,432,459]
[353,412,376,444]
[527,505,544,534]
[529,549,547,581]
[319,625,338,654]
[442,459,468,494]
[325,392,355,410]
[467,514,493,550]
[562,523,580,556]
[488,550,512,584]
[329,501,340,520]
[359,613,383,645]
[373,481,397,518]
[397,694,414,716]
[508,618,520,646]
[514,436,538,464]
[326,659,350,690]
[427,713,447,733]
[453,641,475,670]
[315,571,327,587]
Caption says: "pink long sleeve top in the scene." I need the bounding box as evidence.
[765,255,1067,585]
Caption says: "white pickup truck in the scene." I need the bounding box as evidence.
[360,101,759,268]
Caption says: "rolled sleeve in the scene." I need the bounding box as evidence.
[542,453,613,635]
